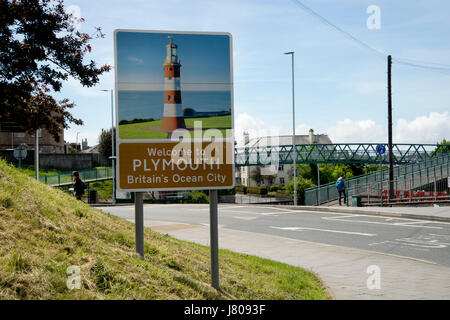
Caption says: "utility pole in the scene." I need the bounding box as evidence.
[387,55,395,201]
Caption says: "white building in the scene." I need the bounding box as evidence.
[235,129,333,187]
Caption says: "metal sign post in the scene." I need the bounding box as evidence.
[135,192,144,258]
[209,190,219,290]
[35,129,40,181]
[377,145,386,206]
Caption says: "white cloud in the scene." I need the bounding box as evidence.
[128,56,144,65]
[235,112,284,144]
[325,112,450,144]
[295,123,313,136]
[327,118,385,143]
[394,112,450,144]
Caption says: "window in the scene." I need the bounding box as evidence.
[278,165,284,171]
[168,95,171,101]
[280,178,285,185]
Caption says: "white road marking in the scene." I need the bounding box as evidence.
[369,234,449,249]
[233,216,257,221]
[218,210,280,216]
[270,226,376,237]
[321,216,443,229]
[322,214,362,219]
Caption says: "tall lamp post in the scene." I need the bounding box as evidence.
[101,89,116,205]
[285,51,297,206]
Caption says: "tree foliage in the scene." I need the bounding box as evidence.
[286,176,316,205]
[0,0,111,141]
[98,128,115,159]
[435,138,450,154]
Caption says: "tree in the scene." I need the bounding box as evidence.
[435,138,450,154]
[286,176,316,205]
[0,0,111,142]
[98,128,115,159]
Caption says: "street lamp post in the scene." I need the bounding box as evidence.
[101,89,116,205]
[285,51,297,206]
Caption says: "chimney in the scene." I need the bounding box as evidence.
[309,128,315,144]
[243,131,249,145]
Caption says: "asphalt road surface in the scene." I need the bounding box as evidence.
[98,204,450,267]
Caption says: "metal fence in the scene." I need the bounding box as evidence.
[305,153,450,206]
[41,167,113,186]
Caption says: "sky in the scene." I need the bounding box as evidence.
[57,0,450,146]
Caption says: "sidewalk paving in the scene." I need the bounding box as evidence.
[140,219,450,300]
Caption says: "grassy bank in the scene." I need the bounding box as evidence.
[119,115,232,139]
[0,159,330,300]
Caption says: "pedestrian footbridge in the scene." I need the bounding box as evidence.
[234,143,449,167]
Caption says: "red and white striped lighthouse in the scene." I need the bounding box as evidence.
[161,36,186,131]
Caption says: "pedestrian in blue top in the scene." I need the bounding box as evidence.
[336,176,346,206]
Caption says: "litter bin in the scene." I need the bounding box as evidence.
[352,196,361,207]
[89,189,98,204]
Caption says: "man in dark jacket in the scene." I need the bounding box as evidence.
[336,176,346,206]
[72,171,86,200]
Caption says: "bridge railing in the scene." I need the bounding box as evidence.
[348,160,450,204]
[41,167,113,186]
[304,152,450,206]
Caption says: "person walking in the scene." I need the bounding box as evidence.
[336,176,346,206]
[72,171,87,201]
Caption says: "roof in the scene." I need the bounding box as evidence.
[239,134,333,148]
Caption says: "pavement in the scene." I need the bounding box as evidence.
[97,204,450,300]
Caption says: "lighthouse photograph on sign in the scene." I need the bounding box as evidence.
[115,30,232,140]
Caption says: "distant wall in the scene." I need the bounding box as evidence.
[0,150,110,170]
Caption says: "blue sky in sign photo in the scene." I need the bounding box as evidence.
[116,31,231,92]
[57,0,450,146]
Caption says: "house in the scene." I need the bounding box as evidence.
[235,129,333,187]
[0,121,65,153]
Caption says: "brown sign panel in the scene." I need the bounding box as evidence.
[118,142,234,191]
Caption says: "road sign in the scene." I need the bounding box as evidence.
[13,145,27,160]
[114,30,234,192]
[115,30,234,289]
[376,144,386,155]
[13,145,27,173]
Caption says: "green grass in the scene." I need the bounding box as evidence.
[119,116,232,139]
[14,164,66,177]
[0,159,331,300]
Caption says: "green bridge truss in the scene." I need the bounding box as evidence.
[234,143,449,167]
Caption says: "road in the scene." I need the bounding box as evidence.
[98,204,450,267]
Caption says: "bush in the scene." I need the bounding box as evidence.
[275,190,290,199]
[247,186,268,195]
[287,177,316,204]
[186,190,209,203]
[235,185,247,194]
[269,184,284,192]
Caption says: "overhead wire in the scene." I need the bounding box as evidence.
[289,0,450,74]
